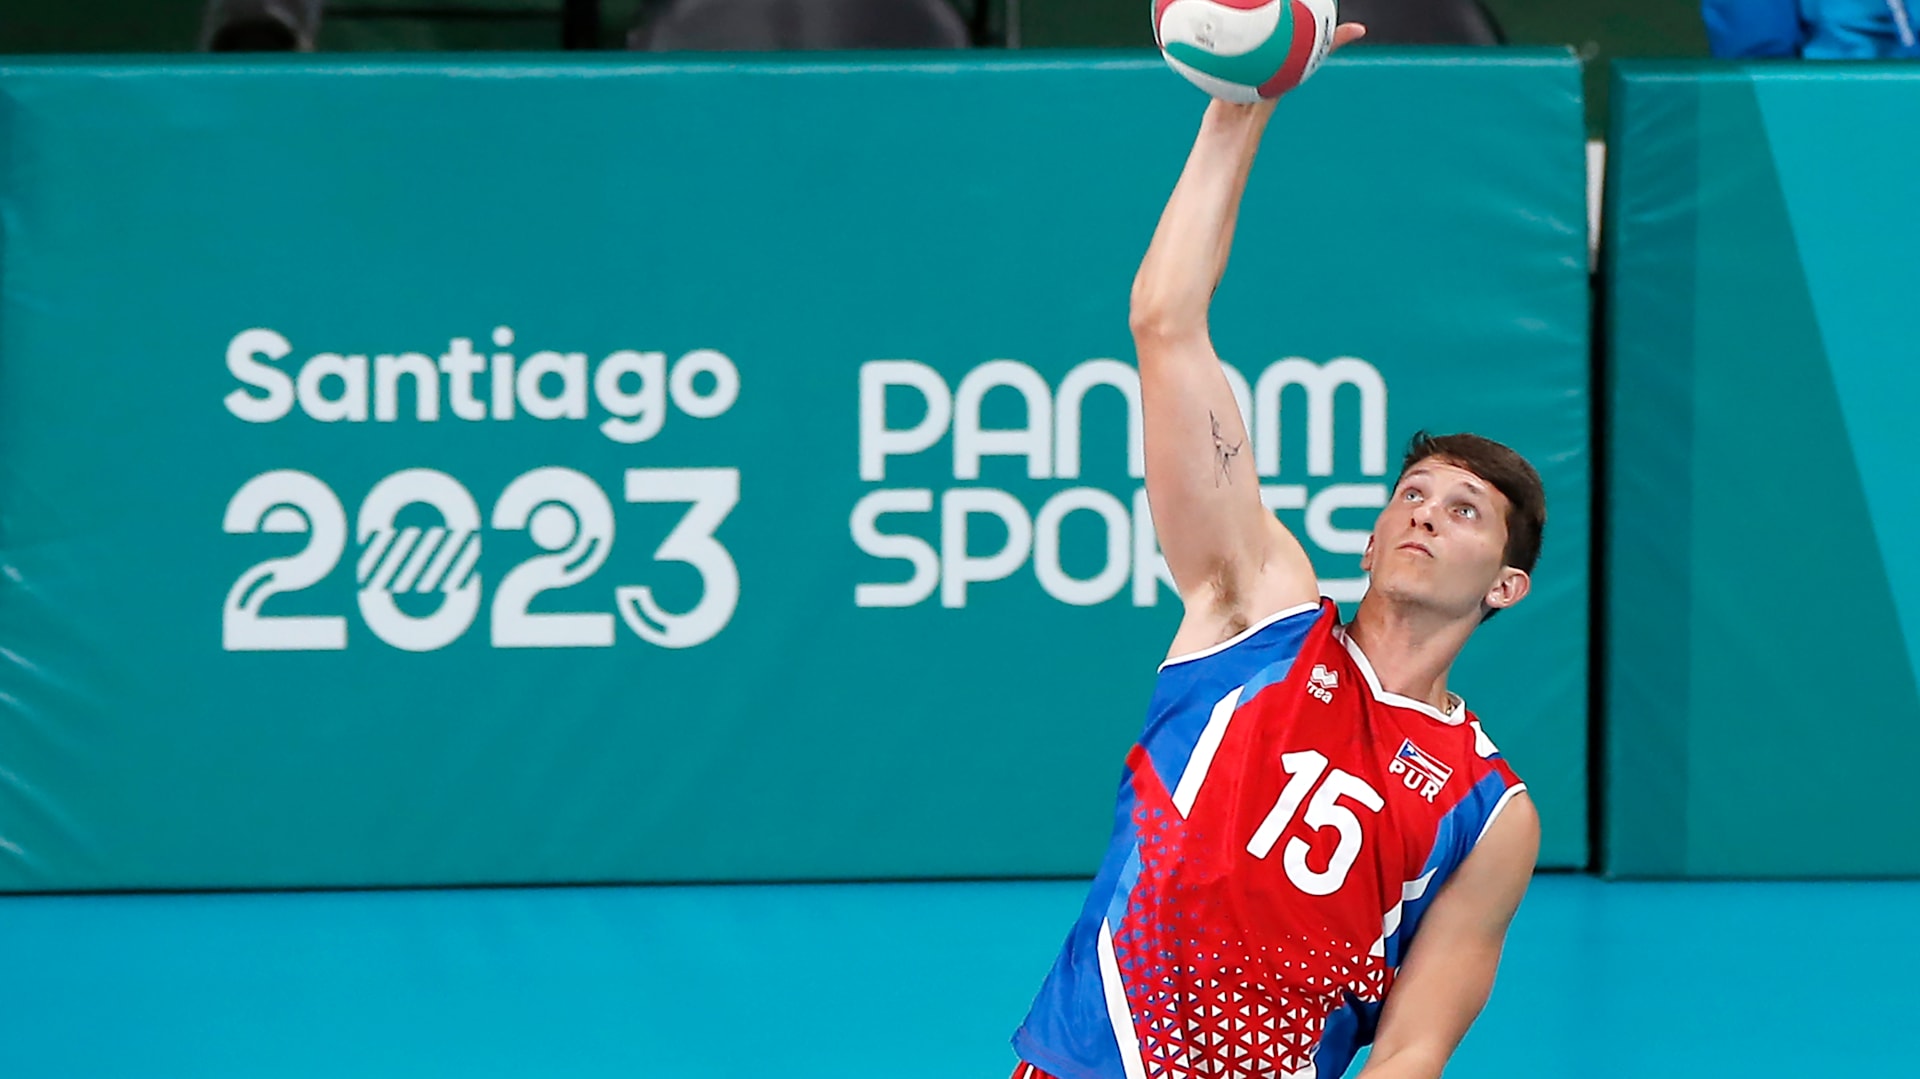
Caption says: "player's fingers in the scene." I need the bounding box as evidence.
[1330,23,1367,52]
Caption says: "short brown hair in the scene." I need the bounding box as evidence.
[1395,431,1546,576]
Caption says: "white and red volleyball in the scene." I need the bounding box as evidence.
[1153,0,1339,104]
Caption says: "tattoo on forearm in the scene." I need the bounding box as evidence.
[1210,411,1243,486]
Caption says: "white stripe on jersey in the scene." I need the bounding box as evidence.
[1370,868,1439,957]
[1476,783,1529,843]
[1172,685,1244,817]
[1096,919,1150,1079]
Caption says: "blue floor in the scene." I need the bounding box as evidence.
[1,875,1911,1077]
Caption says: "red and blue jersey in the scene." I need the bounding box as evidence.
[1013,599,1527,1079]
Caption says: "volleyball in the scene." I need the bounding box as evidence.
[1153,0,1339,104]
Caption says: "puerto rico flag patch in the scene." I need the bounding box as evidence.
[1390,739,1453,802]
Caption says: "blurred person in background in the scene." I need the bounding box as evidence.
[1704,0,1920,58]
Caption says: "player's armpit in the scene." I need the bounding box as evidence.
[1353,792,1541,1079]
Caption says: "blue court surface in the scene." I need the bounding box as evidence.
[1,874,1909,1077]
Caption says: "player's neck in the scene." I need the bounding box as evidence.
[1344,597,1474,716]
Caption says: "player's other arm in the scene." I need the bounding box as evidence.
[1130,101,1320,652]
[1354,794,1541,1079]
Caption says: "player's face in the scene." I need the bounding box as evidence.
[1360,460,1530,620]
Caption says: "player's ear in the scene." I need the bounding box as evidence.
[1360,534,1376,573]
[1484,566,1530,613]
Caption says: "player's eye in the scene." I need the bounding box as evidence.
[1455,504,1479,520]
[1401,488,1421,502]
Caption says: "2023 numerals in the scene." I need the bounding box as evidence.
[222,466,739,652]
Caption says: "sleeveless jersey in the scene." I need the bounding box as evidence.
[1012,599,1527,1079]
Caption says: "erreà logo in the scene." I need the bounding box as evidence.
[1389,739,1453,803]
[1306,664,1338,704]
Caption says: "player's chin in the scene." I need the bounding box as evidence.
[1365,574,1427,606]
[1370,574,1476,617]
[1373,557,1437,588]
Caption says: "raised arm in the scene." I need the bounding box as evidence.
[1130,100,1320,654]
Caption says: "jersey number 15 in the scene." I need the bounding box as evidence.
[1246,750,1384,896]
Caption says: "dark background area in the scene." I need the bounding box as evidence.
[0,0,1707,132]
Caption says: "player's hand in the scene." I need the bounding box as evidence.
[1218,21,1368,120]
